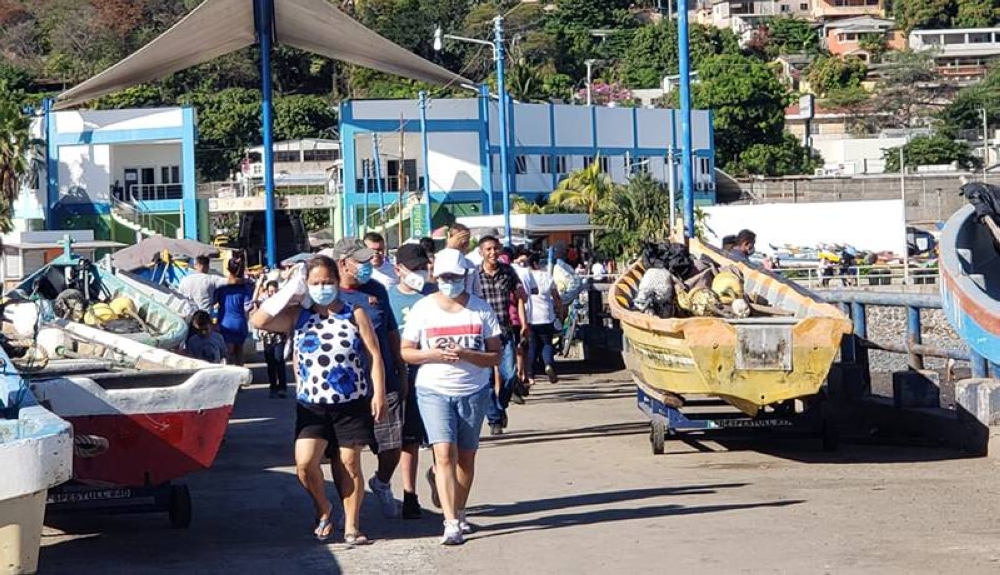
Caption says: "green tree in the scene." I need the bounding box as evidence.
[953,0,1000,28]
[858,33,888,63]
[594,173,671,259]
[939,66,1000,132]
[690,54,790,171]
[893,0,956,33]
[619,20,740,89]
[882,133,980,172]
[765,17,820,55]
[506,63,548,103]
[551,0,632,30]
[806,55,867,97]
[549,157,616,217]
[0,81,34,232]
[868,50,948,130]
[273,95,338,141]
[731,132,822,177]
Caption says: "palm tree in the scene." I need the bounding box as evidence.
[594,173,672,260]
[0,81,34,233]
[512,195,545,214]
[506,63,548,104]
[549,156,617,217]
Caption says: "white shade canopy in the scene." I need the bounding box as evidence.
[55,0,470,110]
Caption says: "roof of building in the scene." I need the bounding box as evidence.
[827,16,896,33]
[776,54,816,67]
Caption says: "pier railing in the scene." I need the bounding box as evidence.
[820,290,987,377]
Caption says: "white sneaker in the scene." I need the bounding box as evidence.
[441,520,464,546]
[457,511,473,534]
[368,475,399,518]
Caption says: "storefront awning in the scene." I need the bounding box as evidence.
[55,0,470,110]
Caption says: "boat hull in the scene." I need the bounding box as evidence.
[28,321,250,487]
[940,204,1000,363]
[612,240,851,416]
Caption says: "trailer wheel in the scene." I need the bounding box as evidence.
[820,420,839,452]
[168,484,192,529]
[650,420,666,455]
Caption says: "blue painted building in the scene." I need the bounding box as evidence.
[26,107,200,241]
[339,97,716,237]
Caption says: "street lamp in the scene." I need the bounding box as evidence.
[434,17,513,246]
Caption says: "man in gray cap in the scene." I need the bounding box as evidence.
[326,237,406,519]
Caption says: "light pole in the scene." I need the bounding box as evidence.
[434,16,513,246]
[899,141,909,285]
[981,107,989,183]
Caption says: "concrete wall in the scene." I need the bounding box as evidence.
[735,172,974,222]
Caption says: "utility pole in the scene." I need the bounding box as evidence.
[398,114,406,247]
[585,59,595,106]
[982,107,989,183]
[900,144,909,285]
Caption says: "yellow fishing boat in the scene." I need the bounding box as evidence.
[609,237,852,451]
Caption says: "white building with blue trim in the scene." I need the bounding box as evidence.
[24,106,199,242]
[340,97,716,238]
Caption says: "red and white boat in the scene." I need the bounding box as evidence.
[27,319,251,487]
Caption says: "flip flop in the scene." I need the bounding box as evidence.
[344,532,372,546]
[314,504,335,541]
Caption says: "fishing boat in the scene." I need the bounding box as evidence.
[12,249,189,350]
[609,237,852,452]
[98,256,199,322]
[0,347,72,575]
[940,203,1000,363]
[24,319,250,488]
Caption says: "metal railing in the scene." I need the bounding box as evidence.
[114,183,183,202]
[770,263,940,289]
[111,196,180,239]
[821,290,987,377]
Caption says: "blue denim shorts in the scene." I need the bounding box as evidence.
[416,385,491,450]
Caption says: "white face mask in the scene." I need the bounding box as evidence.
[438,280,466,299]
[402,270,428,292]
[308,284,339,306]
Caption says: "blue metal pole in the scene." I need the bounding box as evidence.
[906,305,924,369]
[43,98,57,228]
[479,84,495,215]
[372,137,385,233]
[361,160,369,234]
[372,134,386,228]
[419,91,433,236]
[677,2,695,238]
[256,0,278,267]
[971,350,990,378]
[850,302,867,339]
[494,15,512,246]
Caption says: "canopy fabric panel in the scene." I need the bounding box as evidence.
[274,0,470,88]
[55,0,471,110]
[54,0,256,110]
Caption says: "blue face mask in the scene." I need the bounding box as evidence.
[308,284,339,306]
[354,262,373,284]
[438,279,466,299]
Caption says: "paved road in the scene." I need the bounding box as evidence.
[40,363,1000,574]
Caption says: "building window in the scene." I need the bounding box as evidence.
[583,155,594,169]
[599,156,610,173]
[274,150,299,163]
[556,156,568,174]
[303,148,338,162]
[865,0,878,4]
[161,165,181,184]
[780,4,789,12]
[540,155,553,174]
[635,156,650,174]
[515,155,528,175]
[799,2,808,9]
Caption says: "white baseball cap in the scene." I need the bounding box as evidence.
[433,248,468,277]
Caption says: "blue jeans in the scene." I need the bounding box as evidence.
[486,335,518,425]
[528,323,556,379]
[416,385,491,450]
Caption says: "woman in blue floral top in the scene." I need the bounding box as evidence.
[252,256,386,545]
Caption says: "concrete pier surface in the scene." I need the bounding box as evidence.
[40,363,1000,574]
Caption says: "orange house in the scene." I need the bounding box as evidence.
[825,16,906,62]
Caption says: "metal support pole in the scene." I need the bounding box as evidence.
[850,302,867,340]
[906,305,924,370]
[372,134,386,229]
[983,107,989,183]
[419,91,433,236]
[361,160,369,234]
[900,144,909,285]
[494,15,513,246]
[677,2,695,238]
[585,60,594,106]
[372,136,385,232]
[970,350,990,378]
[255,0,278,267]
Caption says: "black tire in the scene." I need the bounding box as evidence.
[650,420,666,455]
[168,484,192,529]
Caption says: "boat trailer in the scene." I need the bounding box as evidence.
[46,481,192,529]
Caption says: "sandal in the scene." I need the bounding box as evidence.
[314,504,335,541]
[343,532,372,546]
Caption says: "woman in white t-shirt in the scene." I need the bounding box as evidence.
[400,248,501,546]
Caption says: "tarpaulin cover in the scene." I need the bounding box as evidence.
[55,0,469,110]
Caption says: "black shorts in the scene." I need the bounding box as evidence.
[401,369,426,446]
[371,391,404,453]
[295,399,374,449]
